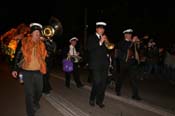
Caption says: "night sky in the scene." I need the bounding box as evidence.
[1,0,175,47]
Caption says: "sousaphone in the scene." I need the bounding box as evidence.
[42,16,63,38]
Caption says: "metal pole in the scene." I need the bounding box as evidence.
[84,8,88,50]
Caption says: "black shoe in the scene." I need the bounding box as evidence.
[116,92,121,96]
[89,100,95,106]
[33,104,40,112]
[116,91,121,96]
[132,96,142,101]
[43,91,51,96]
[87,80,92,83]
[65,85,70,88]
[77,84,84,88]
[96,103,105,108]
[43,91,50,94]
[87,78,92,83]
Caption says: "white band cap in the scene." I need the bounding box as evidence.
[123,29,133,34]
[96,22,107,26]
[29,23,43,28]
[69,37,78,42]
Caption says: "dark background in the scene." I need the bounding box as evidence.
[1,0,175,48]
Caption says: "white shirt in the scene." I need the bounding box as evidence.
[69,45,79,63]
[69,45,78,56]
[125,38,130,42]
[96,33,103,46]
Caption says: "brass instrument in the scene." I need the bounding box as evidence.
[125,42,140,64]
[71,55,83,62]
[102,35,115,50]
[42,16,63,38]
[105,40,115,50]
[42,25,55,38]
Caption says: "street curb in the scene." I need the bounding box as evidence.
[51,73,175,116]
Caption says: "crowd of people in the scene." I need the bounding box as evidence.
[1,20,175,116]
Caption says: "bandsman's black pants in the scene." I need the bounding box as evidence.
[43,62,52,94]
[115,63,139,97]
[65,63,83,88]
[90,68,108,104]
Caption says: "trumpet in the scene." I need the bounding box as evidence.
[104,39,115,50]
[102,35,115,50]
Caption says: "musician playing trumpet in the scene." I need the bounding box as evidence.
[87,21,109,108]
[115,29,142,100]
[126,35,141,64]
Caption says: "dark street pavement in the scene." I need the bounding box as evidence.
[0,58,175,116]
[51,65,175,116]
[0,59,64,116]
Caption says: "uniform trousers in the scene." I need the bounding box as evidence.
[115,62,140,97]
[90,68,108,104]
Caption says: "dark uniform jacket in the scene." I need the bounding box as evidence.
[87,34,109,70]
[117,39,132,63]
[118,39,139,65]
[44,39,56,68]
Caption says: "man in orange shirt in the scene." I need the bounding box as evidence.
[11,22,47,116]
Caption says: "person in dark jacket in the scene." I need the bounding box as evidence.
[87,21,109,108]
[115,29,141,100]
[41,37,56,95]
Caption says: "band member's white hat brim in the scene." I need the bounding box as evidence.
[96,22,107,26]
[123,29,133,34]
[29,23,43,28]
[69,37,78,42]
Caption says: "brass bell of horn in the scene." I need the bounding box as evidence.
[42,16,63,38]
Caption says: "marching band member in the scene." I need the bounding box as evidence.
[41,36,56,95]
[115,29,142,100]
[87,21,109,108]
[64,37,84,88]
